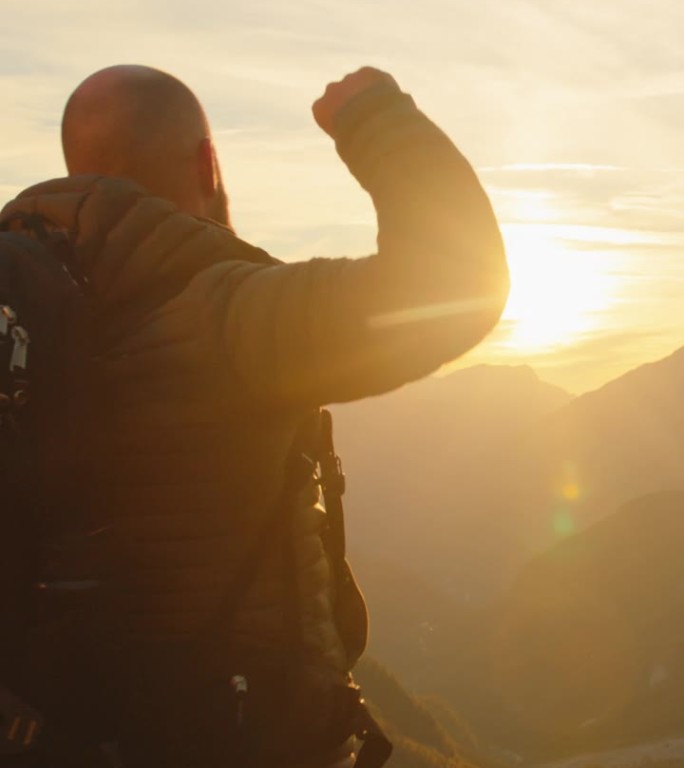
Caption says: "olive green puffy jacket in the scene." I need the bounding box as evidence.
[0,83,508,686]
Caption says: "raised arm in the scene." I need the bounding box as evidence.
[0,69,508,410]
[219,68,509,405]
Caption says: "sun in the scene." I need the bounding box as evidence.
[500,222,616,352]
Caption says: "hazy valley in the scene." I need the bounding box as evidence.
[332,347,684,766]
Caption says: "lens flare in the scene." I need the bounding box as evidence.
[553,509,576,538]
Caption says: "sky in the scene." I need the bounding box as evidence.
[2,0,683,394]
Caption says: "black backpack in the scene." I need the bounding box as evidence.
[0,218,390,768]
[0,218,91,758]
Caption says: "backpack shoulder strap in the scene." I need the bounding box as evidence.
[318,409,369,667]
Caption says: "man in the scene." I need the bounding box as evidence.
[0,65,508,767]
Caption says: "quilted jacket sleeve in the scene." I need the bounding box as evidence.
[0,81,509,411]
[218,82,509,407]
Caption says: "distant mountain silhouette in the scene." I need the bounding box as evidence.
[481,346,684,570]
[476,490,684,762]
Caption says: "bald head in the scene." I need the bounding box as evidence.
[62,65,230,225]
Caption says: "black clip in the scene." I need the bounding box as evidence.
[354,699,393,768]
[322,455,346,497]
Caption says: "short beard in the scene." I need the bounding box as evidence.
[208,177,230,228]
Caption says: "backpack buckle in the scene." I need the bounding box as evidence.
[0,305,17,337]
[9,325,29,373]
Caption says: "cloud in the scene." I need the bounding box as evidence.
[483,164,684,236]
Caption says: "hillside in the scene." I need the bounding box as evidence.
[333,351,684,763]
[354,656,492,768]
[471,491,684,761]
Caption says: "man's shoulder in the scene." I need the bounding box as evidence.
[1,175,147,235]
[1,176,280,306]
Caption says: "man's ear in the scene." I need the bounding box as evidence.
[198,137,219,195]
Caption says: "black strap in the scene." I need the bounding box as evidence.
[354,702,393,768]
[0,215,89,291]
[318,412,392,768]
[319,408,347,569]
[202,409,348,651]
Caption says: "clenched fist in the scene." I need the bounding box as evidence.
[312,67,399,136]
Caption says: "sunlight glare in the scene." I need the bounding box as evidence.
[500,222,618,352]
